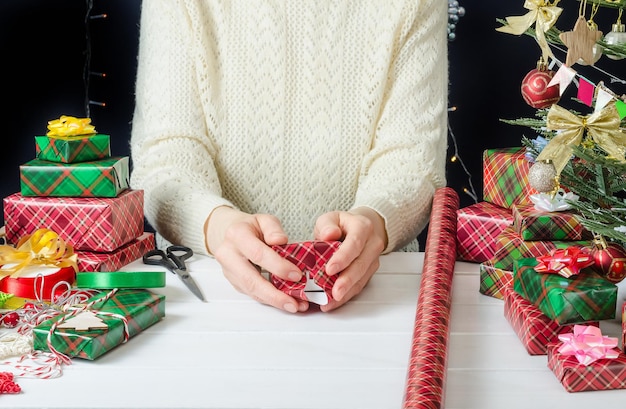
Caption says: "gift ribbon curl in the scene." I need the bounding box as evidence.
[496,0,563,63]
[558,325,619,366]
[537,104,626,175]
[46,115,96,138]
[0,229,78,279]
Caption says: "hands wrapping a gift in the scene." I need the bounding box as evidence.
[205,206,387,314]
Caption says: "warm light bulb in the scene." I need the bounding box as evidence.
[450,155,458,163]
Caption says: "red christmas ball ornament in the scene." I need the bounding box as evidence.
[592,237,626,283]
[520,61,560,109]
[0,311,19,328]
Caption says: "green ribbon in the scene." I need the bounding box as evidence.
[76,271,166,289]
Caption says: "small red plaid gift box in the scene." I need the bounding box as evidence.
[456,201,513,263]
[479,260,512,300]
[512,204,589,241]
[270,241,341,305]
[3,189,144,252]
[76,232,155,272]
[483,147,535,209]
[503,287,597,355]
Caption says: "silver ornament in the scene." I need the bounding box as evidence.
[529,161,557,193]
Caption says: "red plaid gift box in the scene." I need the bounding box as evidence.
[483,147,535,209]
[457,201,512,263]
[503,287,597,355]
[479,260,512,300]
[623,302,626,353]
[76,232,155,272]
[491,226,591,271]
[270,241,341,305]
[547,343,626,392]
[512,203,589,241]
[3,189,144,252]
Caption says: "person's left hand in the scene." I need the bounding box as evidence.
[313,207,387,312]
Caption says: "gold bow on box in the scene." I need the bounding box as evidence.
[46,115,96,138]
[0,229,78,279]
[536,103,626,175]
[496,0,563,63]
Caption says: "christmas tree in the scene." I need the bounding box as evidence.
[497,0,626,257]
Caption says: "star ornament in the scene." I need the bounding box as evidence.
[559,16,603,67]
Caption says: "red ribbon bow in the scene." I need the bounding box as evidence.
[534,246,594,278]
[271,241,341,305]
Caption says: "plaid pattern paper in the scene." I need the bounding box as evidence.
[33,289,165,360]
[479,260,512,300]
[514,258,617,325]
[76,232,155,272]
[3,189,144,252]
[35,134,111,163]
[512,204,587,241]
[503,287,596,355]
[270,241,341,303]
[457,201,513,263]
[483,147,535,209]
[20,156,129,198]
[547,343,626,392]
[492,226,591,271]
[623,303,626,353]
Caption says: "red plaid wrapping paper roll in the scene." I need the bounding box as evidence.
[403,187,459,409]
[270,241,341,304]
[456,201,513,263]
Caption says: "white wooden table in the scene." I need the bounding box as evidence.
[2,254,626,408]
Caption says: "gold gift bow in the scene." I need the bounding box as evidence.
[496,0,563,63]
[0,229,78,279]
[46,115,97,138]
[536,103,626,175]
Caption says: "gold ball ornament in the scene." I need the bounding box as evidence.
[528,161,558,193]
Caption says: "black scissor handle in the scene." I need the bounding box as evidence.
[166,246,193,270]
[143,249,170,267]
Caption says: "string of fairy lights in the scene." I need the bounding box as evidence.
[83,0,107,118]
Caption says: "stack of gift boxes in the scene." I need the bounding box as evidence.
[456,146,626,392]
[0,117,162,360]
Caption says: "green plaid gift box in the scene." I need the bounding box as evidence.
[479,260,512,300]
[33,289,165,360]
[513,258,617,325]
[35,134,111,163]
[483,147,535,209]
[20,156,129,198]
[492,226,591,271]
[512,204,589,241]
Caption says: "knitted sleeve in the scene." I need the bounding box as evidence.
[352,0,448,252]
[130,0,232,255]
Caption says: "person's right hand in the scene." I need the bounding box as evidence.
[205,206,308,313]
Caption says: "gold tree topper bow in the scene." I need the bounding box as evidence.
[0,229,78,279]
[496,0,563,63]
[46,115,97,138]
[537,103,626,175]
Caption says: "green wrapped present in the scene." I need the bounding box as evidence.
[35,134,111,163]
[33,289,165,360]
[512,204,589,241]
[20,156,129,198]
[513,258,617,325]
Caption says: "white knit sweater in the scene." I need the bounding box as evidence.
[130,0,448,255]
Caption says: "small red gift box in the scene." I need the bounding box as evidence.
[3,189,144,252]
[512,203,588,241]
[76,232,155,272]
[503,287,597,355]
[479,260,512,300]
[270,241,341,305]
[483,147,535,209]
[456,201,513,263]
[547,343,626,392]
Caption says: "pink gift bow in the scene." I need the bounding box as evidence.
[558,325,619,366]
[534,246,594,278]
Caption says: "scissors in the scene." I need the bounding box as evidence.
[143,245,206,302]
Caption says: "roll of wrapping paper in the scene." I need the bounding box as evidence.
[403,187,459,409]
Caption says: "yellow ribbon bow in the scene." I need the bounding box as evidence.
[0,229,78,279]
[46,115,97,138]
[496,0,563,63]
[537,103,626,175]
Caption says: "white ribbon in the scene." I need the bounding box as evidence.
[530,189,579,211]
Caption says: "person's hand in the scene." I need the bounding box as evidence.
[313,207,387,312]
[205,206,309,313]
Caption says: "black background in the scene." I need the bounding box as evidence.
[1,1,624,229]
